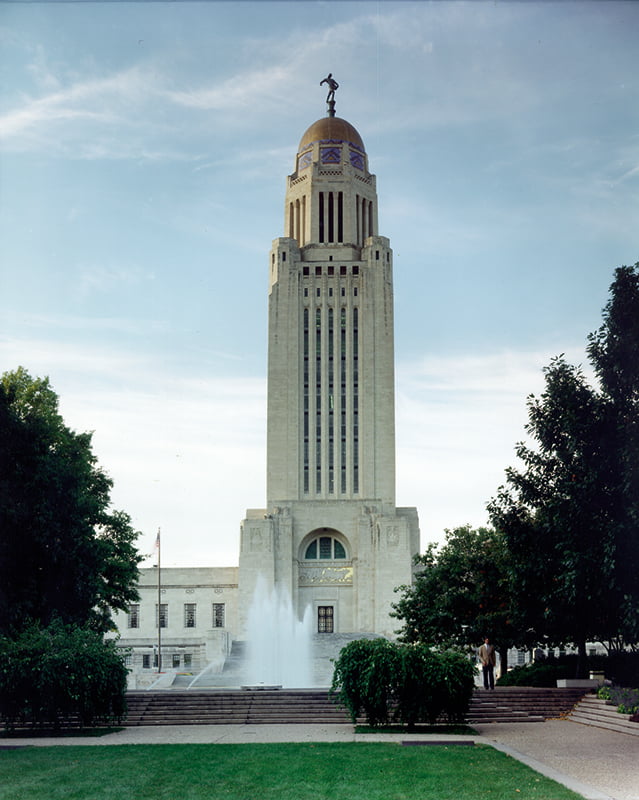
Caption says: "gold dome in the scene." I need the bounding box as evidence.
[298,116,365,152]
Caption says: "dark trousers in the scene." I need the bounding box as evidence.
[482,664,494,689]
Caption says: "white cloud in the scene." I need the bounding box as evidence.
[74,263,156,299]
[2,330,593,565]
[395,346,590,545]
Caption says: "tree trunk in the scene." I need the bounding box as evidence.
[575,638,588,678]
[498,648,508,679]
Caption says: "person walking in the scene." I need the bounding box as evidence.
[478,637,496,690]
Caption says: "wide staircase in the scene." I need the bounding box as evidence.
[124,687,587,727]
[125,690,351,726]
[467,687,586,724]
[569,694,639,736]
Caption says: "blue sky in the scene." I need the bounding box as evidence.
[1,1,638,567]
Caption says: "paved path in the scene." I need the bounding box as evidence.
[3,719,638,800]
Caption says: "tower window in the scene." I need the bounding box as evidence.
[315,266,322,276]
[282,252,286,262]
[340,266,347,276]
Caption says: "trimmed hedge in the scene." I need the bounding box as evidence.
[0,621,128,731]
[330,638,475,727]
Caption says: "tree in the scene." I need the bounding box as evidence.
[587,264,639,646]
[488,264,639,669]
[0,367,142,636]
[392,526,518,673]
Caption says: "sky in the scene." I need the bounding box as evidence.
[1,1,638,567]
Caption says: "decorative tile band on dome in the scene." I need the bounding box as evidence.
[298,152,312,170]
[319,138,365,153]
[320,147,341,164]
[350,150,364,170]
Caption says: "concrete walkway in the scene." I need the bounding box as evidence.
[3,719,638,800]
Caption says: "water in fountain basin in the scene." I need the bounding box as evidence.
[245,577,313,688]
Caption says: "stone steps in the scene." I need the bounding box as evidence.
[467,687,586,724]
[124,690,351,726]
[123,687,588,727]
[569,695,639,736]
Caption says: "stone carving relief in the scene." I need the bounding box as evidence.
[298,565,353,586]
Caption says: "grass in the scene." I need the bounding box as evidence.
[0,742,584,800]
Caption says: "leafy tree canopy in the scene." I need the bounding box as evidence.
[0,367,142,636]
[392,525,518,669]
[488,263,639,657]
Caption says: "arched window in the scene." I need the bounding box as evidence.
[304,536,346,560]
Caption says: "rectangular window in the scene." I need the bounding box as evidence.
[213,603,225,628]
[142,654,151,669]
[172,654,181,669]
[124,654,133,667]
[184,654,192,669]
[184,603,196,628]
[319,536,332,559]
[127,604,140,629]
[156,603,168,629]
[318,606,334,633]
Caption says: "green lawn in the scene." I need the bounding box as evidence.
[0,742,584,800]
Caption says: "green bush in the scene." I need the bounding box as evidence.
[330,639,475,727]
[329,638,401,726]
[598,685,639,715]
[0,621,128,731]
[498,652,639,687]
[497,662,574,687]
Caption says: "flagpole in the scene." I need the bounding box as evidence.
[156,527,162,673]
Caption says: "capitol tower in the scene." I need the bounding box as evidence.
[239,82,420,641]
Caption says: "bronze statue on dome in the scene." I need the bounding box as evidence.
[320,73,339,103]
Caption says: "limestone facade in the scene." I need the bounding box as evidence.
[239,111,420,638]
[113,108,420,685]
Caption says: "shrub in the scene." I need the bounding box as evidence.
[497,662,573,687]
[331,639,475,727]
[598,685,639,715]
[498,652,639,688]
[0,621,128,731]
[330,638,401,726]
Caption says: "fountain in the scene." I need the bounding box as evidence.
[244,576,313,688]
